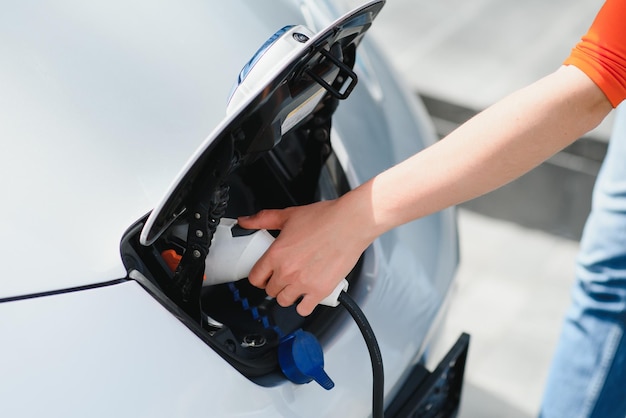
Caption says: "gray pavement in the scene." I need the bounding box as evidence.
[367,0,613,137]
[362,1,609,416]
[437,210,578,417]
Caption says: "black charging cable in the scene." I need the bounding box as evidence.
[338,290,384,418]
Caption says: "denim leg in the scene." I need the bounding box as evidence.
[540,105,626,418]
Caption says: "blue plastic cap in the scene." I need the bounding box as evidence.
[278,329,335,390]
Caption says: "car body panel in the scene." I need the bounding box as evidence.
[0,0,460,416]
[0,255,456,417]
[0,0,306,299]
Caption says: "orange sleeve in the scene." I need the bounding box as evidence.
[563,0,626,107]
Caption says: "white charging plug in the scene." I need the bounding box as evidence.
[205,218,349,307]
[204,218,275,285]
[319,278,349,307]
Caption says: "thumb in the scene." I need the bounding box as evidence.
[237,209,289,231]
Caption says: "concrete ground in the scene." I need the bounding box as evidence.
[356,0,610,416]
[437,209,579,417]
[364,0,613,138]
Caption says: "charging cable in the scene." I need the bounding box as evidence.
[338,290,384,418]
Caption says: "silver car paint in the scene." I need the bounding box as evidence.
[0,0,458,416]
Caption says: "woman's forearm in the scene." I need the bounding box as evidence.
[352,65,613,239]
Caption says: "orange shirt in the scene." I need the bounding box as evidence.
[564,0,626,107]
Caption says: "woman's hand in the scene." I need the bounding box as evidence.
[238,194,374,316]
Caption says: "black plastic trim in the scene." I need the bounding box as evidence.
[386,333,470,418]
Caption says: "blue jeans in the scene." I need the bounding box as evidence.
[540,105,626,418]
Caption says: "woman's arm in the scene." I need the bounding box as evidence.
[365,65,611,234]
[238,65,612,316]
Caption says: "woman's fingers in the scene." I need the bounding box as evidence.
[294,295,318,317]
[238,208,288,231]
[247,248,273,290]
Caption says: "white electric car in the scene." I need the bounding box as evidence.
[0,1,467,417]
